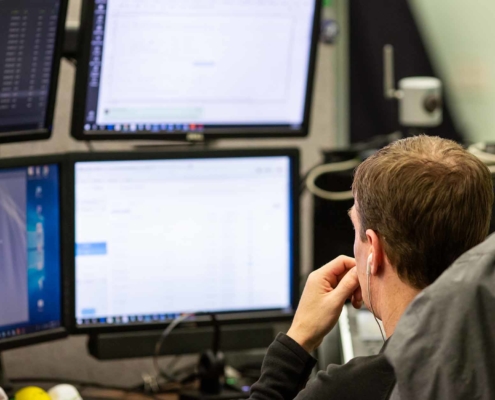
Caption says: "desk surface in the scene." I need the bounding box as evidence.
[81,388,178,400]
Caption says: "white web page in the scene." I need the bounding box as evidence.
[96,0,315,125]
[75,157,292,319]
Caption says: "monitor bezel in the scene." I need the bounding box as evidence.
[65,148,300,334]
[0,155,68,352]
[0,0,69,145]
[70,0,322,142]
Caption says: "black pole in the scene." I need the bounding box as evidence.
[211,314,221,356]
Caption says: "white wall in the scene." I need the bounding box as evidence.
[3,0,339,386]
[410,0,495,142]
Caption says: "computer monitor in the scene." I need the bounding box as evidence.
[0,156,66,352]
[66,149,299,333]
[71,0,321,141]
[0,0,68,144]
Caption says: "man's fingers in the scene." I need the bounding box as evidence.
[317,256,356,288]
[352,292,363,309]
[353,286,363,303]
[330,267,360,305]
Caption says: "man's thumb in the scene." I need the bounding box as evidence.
[331,268,360,304]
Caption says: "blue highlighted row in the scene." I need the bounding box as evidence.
[76,242,107,256]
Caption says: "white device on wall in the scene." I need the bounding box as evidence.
[384,45,443,128]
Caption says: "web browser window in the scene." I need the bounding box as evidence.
[81,0,317,135]
[75,156,293,326]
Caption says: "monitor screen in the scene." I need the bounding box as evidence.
[0,161,63,348]
[72,0,320,141]
[72,152,298,330]
[0,0,67,143]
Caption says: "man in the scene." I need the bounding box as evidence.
[249,135,494,400]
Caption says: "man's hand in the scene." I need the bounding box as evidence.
[287,256,362,353]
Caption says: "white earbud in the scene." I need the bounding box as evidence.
[367,253,372,276]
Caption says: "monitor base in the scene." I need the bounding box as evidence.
[88,324,275,359]
[180,388,249,400]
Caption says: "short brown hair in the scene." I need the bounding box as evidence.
[353,135,494,289]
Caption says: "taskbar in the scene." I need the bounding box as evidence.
[0,320,61,340]
[77,313,187,326]
[82,123,303,135]
[83,123,205,134]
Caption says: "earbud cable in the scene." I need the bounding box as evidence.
[368,272,386,343]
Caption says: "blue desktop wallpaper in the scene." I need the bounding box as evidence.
[0,164,61,338]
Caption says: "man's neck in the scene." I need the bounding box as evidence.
[378,279,421,338]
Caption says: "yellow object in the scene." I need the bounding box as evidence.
[15,387,51,400]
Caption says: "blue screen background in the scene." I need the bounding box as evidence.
[0,164,61,338]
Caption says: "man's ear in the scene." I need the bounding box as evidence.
[366,229,385,276]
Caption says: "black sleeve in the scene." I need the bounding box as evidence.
[249,333,317,400]
[250,334,396,400]
[295,350,396,400]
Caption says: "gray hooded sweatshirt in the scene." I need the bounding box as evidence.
[385,233,495,400]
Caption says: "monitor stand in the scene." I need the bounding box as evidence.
[179,350,248,400]
[179,316,249,400]
[0,354,13,394]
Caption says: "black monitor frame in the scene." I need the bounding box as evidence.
[0,0,69,145]
[70,0,322,142]
[0,155,68,352]
[64,149,300,334]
